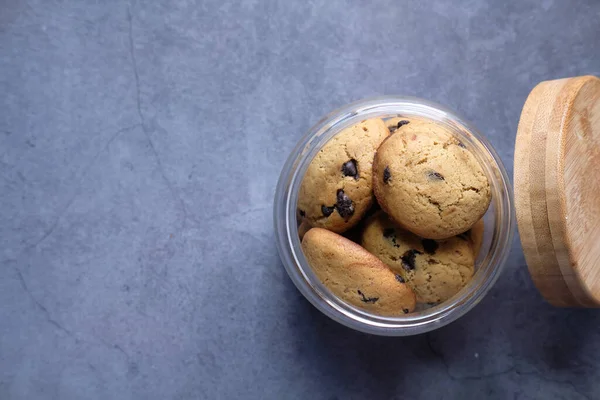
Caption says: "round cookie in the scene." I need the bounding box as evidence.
[298,118,390,233]
[301,227,416,316]
[373,120,491,239]
[361,212,475,304]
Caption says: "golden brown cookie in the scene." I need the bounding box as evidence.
[361,212,475,304]
[297,119,389,233]
[373,120,491,239]
[301,227,416,316]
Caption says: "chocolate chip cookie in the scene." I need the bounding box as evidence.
[298,118,390,233]
[302,227,416,316]
[373,120,491,239]
[361,212,475,304]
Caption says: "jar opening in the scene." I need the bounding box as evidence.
[274,96,515,336]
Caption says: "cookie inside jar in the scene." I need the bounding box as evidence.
[297,115,492,316]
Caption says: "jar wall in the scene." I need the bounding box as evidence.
[274,97,515,336]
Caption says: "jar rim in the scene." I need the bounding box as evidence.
[274,96,516,336]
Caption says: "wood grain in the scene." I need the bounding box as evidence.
[515,78,577,306]
[559,76,600,302]
[515,75,600,307]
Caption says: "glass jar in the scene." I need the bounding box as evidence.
[273,96,515,336]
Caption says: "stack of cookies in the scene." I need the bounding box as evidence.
[297,117,491,316]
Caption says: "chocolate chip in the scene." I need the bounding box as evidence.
[383,228,400,247]
[388,120,409,133]
[298,209,306,218]
[427,171,445,181]
[403,309,410,314]
[320,190,354,219]
[457,141,466,149]
[341,159,359,180]
[321,205,334,217]
[357,290,379,304]
[421,239,438,254]
[401,249,422,271]
[383,167,391,184]
[335,189,354,218]
[395,274,405,283]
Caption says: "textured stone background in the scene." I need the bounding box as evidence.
[2,1,600,399]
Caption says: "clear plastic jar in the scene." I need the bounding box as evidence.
[274,97,515,336]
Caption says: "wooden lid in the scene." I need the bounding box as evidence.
[515,75,600,307]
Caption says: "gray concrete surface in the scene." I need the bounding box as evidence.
[2,0,600,399]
